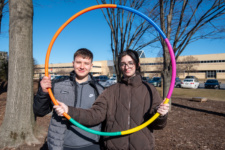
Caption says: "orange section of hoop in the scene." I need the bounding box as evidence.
[44,4,117,106]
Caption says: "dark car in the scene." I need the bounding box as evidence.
[54,75,69,80]
[204,79,221,89]
[148,77,161,87]
[175,77,181,88]
[93,75,109,82]
[142,77,149,82]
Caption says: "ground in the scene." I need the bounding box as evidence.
[0,81,225,150]
[154,98,225,150]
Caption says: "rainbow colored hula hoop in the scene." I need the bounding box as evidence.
[45,4,176,136]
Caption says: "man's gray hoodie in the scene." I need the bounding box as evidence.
[33,71,104,150]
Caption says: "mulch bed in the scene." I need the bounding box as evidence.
[155,97,225,150]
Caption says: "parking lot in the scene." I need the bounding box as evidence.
[99,77,225,90]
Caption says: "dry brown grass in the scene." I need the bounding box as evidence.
[156,87,225,101]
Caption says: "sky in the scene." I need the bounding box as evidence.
[0,0,224,65]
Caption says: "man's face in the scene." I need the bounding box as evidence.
[73,55,93,79]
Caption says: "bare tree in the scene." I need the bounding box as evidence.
[0,57,8,81]
[176,63,185,78]
[55,69,68,75]
[0,0,39,148]
[0,0,8,33]
[108,66,115,77]
[158,0,225,98]
[155,50,163,73]
[179,55,199,75]
[96,0,159,80]
[140,59,148,76]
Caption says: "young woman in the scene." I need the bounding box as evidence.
[54,50,169,150]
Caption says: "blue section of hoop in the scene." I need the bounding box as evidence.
[117,5,167,40]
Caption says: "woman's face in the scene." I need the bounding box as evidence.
[120,55,136,78]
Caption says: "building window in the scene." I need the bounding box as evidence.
[93,66,101,68]
[206,71,216,78]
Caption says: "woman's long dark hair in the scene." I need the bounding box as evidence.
[118,49,141,73]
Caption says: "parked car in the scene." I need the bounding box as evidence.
[142,77,149,82]
[185,75,198,80]
[204,79,221,89]
[175,77,181,88]
[93,75,109,82]
[148,77,161,87]
[181,78,199,89]
[94,75,109,87]
[185,75,199,83]
[54,75,69,80]
[104,77,117,87]
[51,75,60,80]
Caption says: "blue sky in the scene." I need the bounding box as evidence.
[0,0,224,65]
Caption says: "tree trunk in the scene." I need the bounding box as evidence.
[0,0,39,148]
[162,71,172,111]
[162,44,172,111]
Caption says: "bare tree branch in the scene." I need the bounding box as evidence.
[0,0,8,33]
[97,0,160,79]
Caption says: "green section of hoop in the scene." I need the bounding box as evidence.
[69,118,121,136]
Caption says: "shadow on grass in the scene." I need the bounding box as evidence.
[172,102,225,117]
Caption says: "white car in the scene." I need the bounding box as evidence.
[104,77,117,87]
[181,78,199,89]
[51,75,60,80]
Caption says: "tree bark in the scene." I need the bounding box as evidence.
[0,0,39,148]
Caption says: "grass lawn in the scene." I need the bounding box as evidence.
[156,87,225,101]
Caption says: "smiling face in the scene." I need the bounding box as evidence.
[120,55,137,78]
[73,55,93,81]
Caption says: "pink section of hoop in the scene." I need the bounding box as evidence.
[165,38,176,99]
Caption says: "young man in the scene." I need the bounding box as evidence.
[33,48,104,150]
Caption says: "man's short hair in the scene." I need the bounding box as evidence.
[74,48,93,62]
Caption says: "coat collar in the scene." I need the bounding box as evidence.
[69,70,95,85]
[121,74,143,87]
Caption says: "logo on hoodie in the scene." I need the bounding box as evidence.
[89,94,94,97]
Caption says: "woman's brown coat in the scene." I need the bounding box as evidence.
[68,75,168,150]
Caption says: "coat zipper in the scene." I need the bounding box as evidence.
[79,84,84,107]
[128,86,131,149]
[73,81,78,107]
[128,102,131,127]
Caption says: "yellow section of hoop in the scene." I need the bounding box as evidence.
[121,98,169,135]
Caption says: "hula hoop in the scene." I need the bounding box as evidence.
[45,4,176,136]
